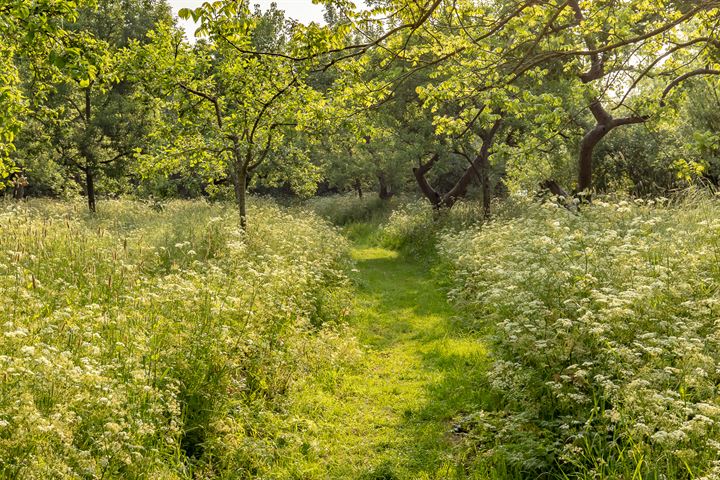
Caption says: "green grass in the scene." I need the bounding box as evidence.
[0,199,356,478]
[277,226,490,479]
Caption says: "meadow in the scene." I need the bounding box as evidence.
[311,192,720,479]
[4,0,720,477]
[5,193,720,479]
[0,199,355,478]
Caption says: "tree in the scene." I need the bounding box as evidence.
[342,0,720,197]
[492,0,719,193]
[0,0,90,184]
[356,0,565,212]
[12,0,172,211]
[135,2,339,227]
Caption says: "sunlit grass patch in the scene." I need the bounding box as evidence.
[352,246,399,261]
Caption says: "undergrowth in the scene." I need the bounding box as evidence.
[308,194,485,258]
[439,192,720,478]
[0,198,357,478]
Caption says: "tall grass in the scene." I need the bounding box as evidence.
[306,194,396,226]
[0,198,354,478]
[376,200,484,256]
[308,193,489,256]
[439,192,720,478]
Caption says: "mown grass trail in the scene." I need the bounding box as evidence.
[286,239,489,479]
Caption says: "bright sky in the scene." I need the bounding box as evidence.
[168,0,327,39]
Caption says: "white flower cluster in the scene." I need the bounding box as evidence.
[440,195,720,477]
[0,199,355,477]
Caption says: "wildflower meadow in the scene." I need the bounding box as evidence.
[440,194,720,478]
[4,0,720,476]
[0,199,354,477]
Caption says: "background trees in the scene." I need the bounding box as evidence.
[8,0,171,209]
[134,2,340,227]
[0,0,90,182]
[1,0,719,211]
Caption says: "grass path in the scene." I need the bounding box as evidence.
[287,241,489,479]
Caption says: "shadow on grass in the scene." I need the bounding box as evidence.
[403,348,496,475]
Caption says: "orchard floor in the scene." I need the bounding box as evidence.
[278,238,490,479]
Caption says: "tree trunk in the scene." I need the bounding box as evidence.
[577,101,647,193]
[479,153,492,218]
[577,124,609,192]
[378,173,393,200]
[81,87,98,213]
[540,179,577,213]
[229,141,249,229]
[414,118,502,213]
[13,175,27,200]
[354,178,363,199]
[413,154,442,209]
[414,153,485,210]
[86,168,96,213]
[442,160,479,209]
[231,167,247,229]
[13,184,24,200]
[540,179,571,198]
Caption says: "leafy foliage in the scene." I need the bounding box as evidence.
[0,0,92,181]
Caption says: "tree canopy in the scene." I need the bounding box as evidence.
[1,0,719,222]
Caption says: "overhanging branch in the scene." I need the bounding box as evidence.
[661,67,720,106]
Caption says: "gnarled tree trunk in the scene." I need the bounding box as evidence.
[577,101,647,193]
[413,119,502,215]
[568,0,647,194]
[413,153,442,208]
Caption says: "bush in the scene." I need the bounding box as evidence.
[377,199,485,256]
[377,201,436,254]
[0,198,353,478]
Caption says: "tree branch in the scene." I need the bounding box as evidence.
[178,83,223,129]
[248,77,298,143]
[660,67,720,106]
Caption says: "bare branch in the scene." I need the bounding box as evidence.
[661,67,720,106]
